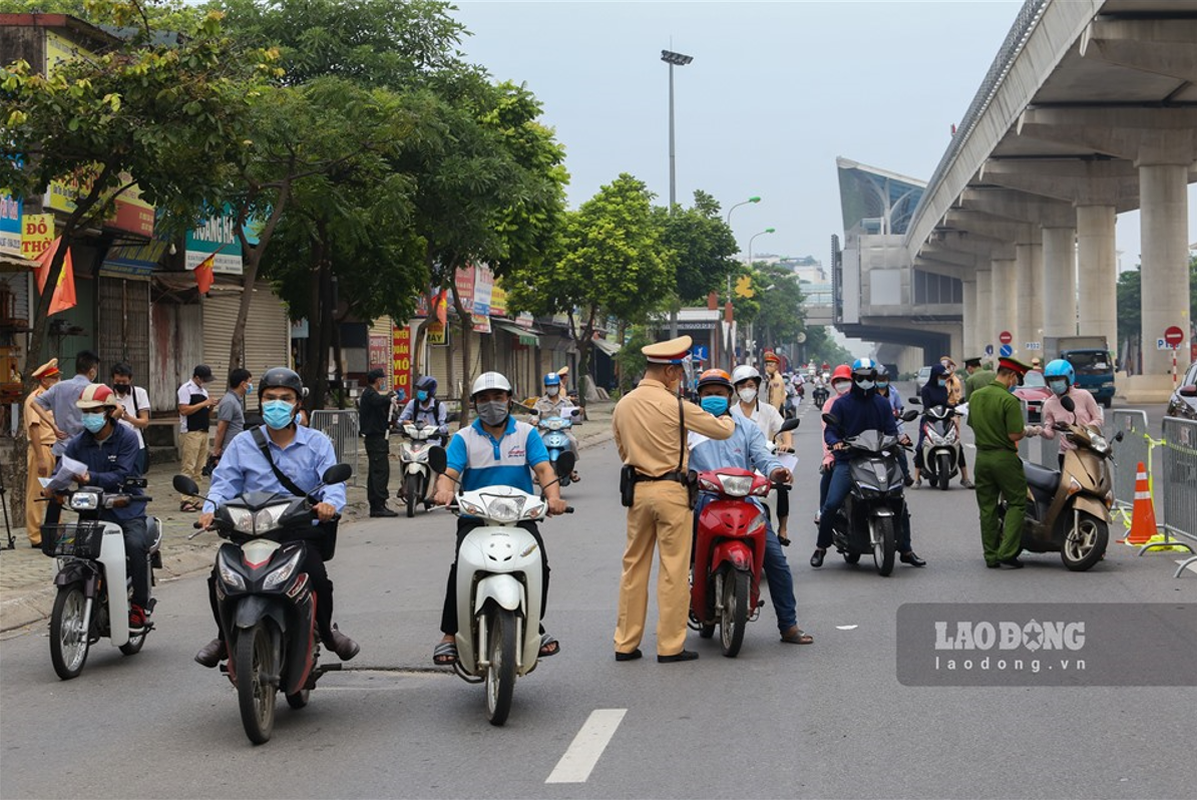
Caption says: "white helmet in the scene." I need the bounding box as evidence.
[731,365,760,386]
[470,371,512,399]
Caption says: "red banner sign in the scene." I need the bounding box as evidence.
[392,326,412,401]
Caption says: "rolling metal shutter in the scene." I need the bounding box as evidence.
[201,289,240,397]
[97,277,151,390]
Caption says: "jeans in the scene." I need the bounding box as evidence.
[117,516,150,609]
[442,518,549,636]
[817,461,913,552]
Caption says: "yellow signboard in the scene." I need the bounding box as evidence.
[426,321,447,346]
[21,213,54,261]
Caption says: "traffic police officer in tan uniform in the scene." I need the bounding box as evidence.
[763,353,787,413]
[612,336,735,663]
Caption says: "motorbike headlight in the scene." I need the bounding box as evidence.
[253,503,291,534]
[482,494,524,523]
[927,429,947,446]
[1089,435,1109,455]
[263,548,304,590]
[217,550,246,591]
[546,419,563,431]
[718,475,755,497]
[228,508,256,535]
[69,492,100,511]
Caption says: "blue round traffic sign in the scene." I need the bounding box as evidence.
[985,344,994,356]
[999,344,1013,357]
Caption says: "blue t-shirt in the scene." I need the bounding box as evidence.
[446,417,549,494]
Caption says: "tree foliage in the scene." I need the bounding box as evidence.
[753,262,805,351]
[1116,268,1141,347]
[657,189,738,304]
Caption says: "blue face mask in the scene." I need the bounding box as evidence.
[700,396,729,416]
[937,379,947,388]
[417,390,429,402]
[1048,380,1067,396]
[262,399,295,430]
[877,381,889,391]
[245,383,253,395]
[81,412,107,434]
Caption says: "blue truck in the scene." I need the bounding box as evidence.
[1042,335,1115,408]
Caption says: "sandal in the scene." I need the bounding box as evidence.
[780,627,814,645]
[538,633,560,658]
[432,640,458,666]
[180,501,201,513]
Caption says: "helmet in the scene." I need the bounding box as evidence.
[76,383,118,410]
[876,364,890,380]
[1044,358,1074,388]
[471,371,512,399]
[415,375,438,395]
[851,357,878,380]
[731,365,760,386]
[696,368,733,392]
[831,365,852,383]
[261,367,304,395]
[543,372,561,387]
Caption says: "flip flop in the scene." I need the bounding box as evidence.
[538,633,560,658]
[432,640,457,666]
[780,627,814,645]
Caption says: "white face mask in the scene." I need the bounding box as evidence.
[547,385,560,396]
[738,387,758,404]
[833,381,850,396]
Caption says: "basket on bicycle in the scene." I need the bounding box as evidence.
[40,521,105,559]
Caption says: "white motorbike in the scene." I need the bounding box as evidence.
[42,481,161,680]
[429,447,574,726]
[398,422,441,517]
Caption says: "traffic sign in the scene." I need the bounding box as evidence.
[1164,325,1184,347]
[999,344,1013,357]
[692,345,709,362]
[999,331,1012,345]
[984,344,994,356]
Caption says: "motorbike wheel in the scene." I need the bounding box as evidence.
[1061,512,1109,572]
[50,584,90,680]
[698,623,715,639]
[236,623,277,745]
[719,570,750,658]
[405,474,419,518]
[872,517,896,577]
[485,609,517,726]
[843,551,861,564]
[937,454,951,491]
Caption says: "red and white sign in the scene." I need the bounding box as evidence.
[1164,326,1184,348]
[392,326,412,399]
[999,330,1013,345]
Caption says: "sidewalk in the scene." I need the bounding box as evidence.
[0,403,615,634]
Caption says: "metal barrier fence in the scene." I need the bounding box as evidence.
[310,410,361,486]
[1109,410,1153,513]
[1155,417,1197,578]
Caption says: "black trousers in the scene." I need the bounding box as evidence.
[441,519,549,635]
[363,434,390,510]
[209,542,335,642]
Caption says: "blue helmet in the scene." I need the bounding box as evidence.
[1044,359,1074,389]
[851,357,878,380]
[544,372,561,387]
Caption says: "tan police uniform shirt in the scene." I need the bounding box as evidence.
[766,372,787,412]
[613,379,734,475]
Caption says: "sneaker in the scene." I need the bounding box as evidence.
[129,604,147,630]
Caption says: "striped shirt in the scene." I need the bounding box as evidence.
[446,417,549,494]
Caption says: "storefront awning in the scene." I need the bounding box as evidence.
[494,320,540,346]
[591,337,622,357]
[0,253,38,270]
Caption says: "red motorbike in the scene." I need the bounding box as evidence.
[688,468,772,657]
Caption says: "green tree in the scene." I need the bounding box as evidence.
[1,0,267,381]
[1116,268,1141,350]
[657,189,738,305]
[754,263,805,353]
[505,174,671,404]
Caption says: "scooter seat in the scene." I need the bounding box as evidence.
[1023,461,1060,493]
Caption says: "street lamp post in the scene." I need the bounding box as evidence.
[724,196,760,369]
[745,227,775,365]
[662,49,692,339]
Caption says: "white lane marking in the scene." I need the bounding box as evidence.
[546,708,627,784]
[836,624,858,631]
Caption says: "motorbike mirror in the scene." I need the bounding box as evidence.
[821,412,839,428]
[1060,395,1076,413]
[173,474,200,496]
[322,463,353,485]
[1114,430,1125,442]
[901,409,919,422]
[571,408,582,417]
[907,397,921,406]
[555,451,577,477]
[428,446,448,475]
[779,417,800,433]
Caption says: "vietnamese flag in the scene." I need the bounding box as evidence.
[435,289,448,325]
[34,237,78,316]
[194,253,215,295]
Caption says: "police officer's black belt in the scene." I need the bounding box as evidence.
[636,471,688,483]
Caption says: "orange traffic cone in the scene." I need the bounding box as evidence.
[1122,462,1158,545]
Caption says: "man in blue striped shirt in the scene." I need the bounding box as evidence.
[432,372,567,666]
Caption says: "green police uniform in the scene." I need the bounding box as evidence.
[966,382,1026,565]
[965,368,996,398]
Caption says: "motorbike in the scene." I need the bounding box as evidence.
[42,479,161,680]
[428,447,574,726]
[174,465,352,745]
[535,408,581,487]
[812,384,829,407]
[912,400,962,491]
[398,422,441,517]
[822,409,920,576]
[1001,395,1120,571]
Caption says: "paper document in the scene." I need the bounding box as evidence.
[46,456,88,492]
[776,453,799,473]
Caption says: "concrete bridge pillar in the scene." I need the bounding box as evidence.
[975,267,993,359]
[1041,226,1077,340]
[1075,204,1118,356]
[1139,160,1191,386]
[991,257,1017,351]
[1015,228,1043,357]
[962,278,977,363]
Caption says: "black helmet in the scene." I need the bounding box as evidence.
[876,363,889,379]
[260,367,304,398]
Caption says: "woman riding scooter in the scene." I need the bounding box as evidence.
[1038,359,1104,467]
[913,364,974,489]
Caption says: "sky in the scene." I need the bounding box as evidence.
[452,0,1195,271]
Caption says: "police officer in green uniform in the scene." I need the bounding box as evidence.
[966,357,1033,568]
[963,356,996,398]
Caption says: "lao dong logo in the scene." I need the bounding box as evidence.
[934,619,1085,652]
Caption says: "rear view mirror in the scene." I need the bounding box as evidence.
[907,397,921,406]
[429,446,448,475]
[555,451,576,478]
[821,412,839,428]
[779,417,800,433]
[1060,395,1076,413]
[323,463,353,485]
[173,474,200,496]
[901,409,919,422]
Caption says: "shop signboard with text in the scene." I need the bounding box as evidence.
[392,325,412,398]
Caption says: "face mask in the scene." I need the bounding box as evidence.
[737,387,758,404]
[937,379,947,388]
[246,383,253,395]
[477,400,510,427]
[262,399,295,430]
[855,379,875,391]
[82,412,107,434]
[547,385,560,396]
[700,396,729,416]
[877,381,889,391]
[833,381,850,396]
[1049,380,1067,396]
[417,390,429,402]
[112,383,130,395]
[941,361,952,371]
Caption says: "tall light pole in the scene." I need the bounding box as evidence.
[746,227,775,366]
[724,196,760,369]
[662,49,692,338]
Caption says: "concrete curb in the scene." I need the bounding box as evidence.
[0,416,616,636]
